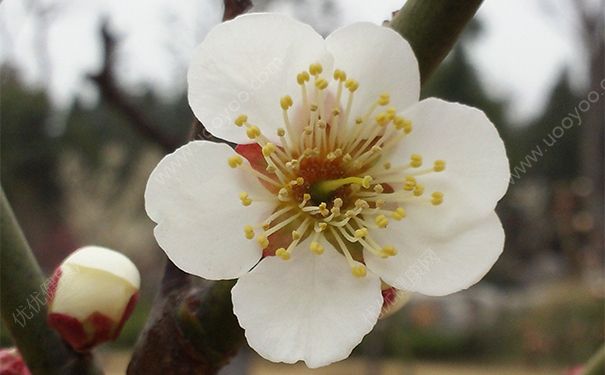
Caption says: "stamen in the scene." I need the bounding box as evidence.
[228,155,243,168]
[431,192,444,206]
[433,160,446,172]
[330,226,366,278]
[243,225,255,239]
[239,192,252,206]
[257,234,269,249]
[276,248,290,260]
[410,154,423,168]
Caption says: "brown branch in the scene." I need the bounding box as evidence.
[89,23,180,153]
[127,2,252,374]
[222,0,252,22]
[390,0,484,84]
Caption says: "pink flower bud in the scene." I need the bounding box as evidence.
[380,286,410,319]
[0,348,31,375]
[47,246,140,352]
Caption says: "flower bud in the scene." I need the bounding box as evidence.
[0,348,31,375]
[47,246,140,352]
[380,286,410,319]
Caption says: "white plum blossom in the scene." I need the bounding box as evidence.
[145,13,509,368]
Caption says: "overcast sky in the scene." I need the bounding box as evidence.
[0,0,589,123]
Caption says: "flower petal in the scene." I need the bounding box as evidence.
[63,246,140,289]
[393,98,510,236]
[232,238,382,368]
[326,22,420,121]
[188,13,333,144]
[364,211,504,296]
[145,141,274,280]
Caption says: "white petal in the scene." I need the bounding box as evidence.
[326,22,420,121]
[392,98,510,236]
[51,263,136,322]
[364,211,504,296]
[145,141,274,280]
[232,238,382,368]
[188,13,333,144]
[63,246,140,289]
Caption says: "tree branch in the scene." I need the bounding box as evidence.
[390,0,483,84]
[89,23,180,153]
[0,188,103,375]
[127,2,251,374]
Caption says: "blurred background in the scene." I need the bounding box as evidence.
[1,0,603,374]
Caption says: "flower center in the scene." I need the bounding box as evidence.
[227,63,447,277]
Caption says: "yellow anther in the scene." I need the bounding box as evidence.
[246,126,261,139]
[333,69,347,81]
[354,228,368,238]
[431,192,444,206]
[295,177,304,186]
[355,199,370,209]
[278,188,290,201]
[375,112,390,126]
[386,107,396,118]
[391,207,406,221]
[394,116,412,133]
[413,184,425,197]
[228,155,243,168]
[276,248,290,260]
[309,63,323,75]
[315,78,328,90]
[375,215,389,228]
[382,246,397,257]
[433,160,446,172]
[243,225,255,240]
[378,93,390,106]
[403,176,417,191]
[333,198,343,208]
[375,199,385,209]
[234,114,248,127]
[374,184,384,193]
[410,154,423,168]
[361,176,373,189]
[345,79,359,92]
[239,192,252,206]
[310,241,324,255]
[317,222,328,231]
[257,235,269,249]
[352,264,367,278]
[318,202,329,216]
[280,95,293,110]
[262,143,276,157]
[277,128,286,137]
[292,230,301,240]
[297,71,310,84]
[331,108,340,117]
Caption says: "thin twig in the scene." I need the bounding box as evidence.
[0,189,103,375]
[89,23,180,153]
